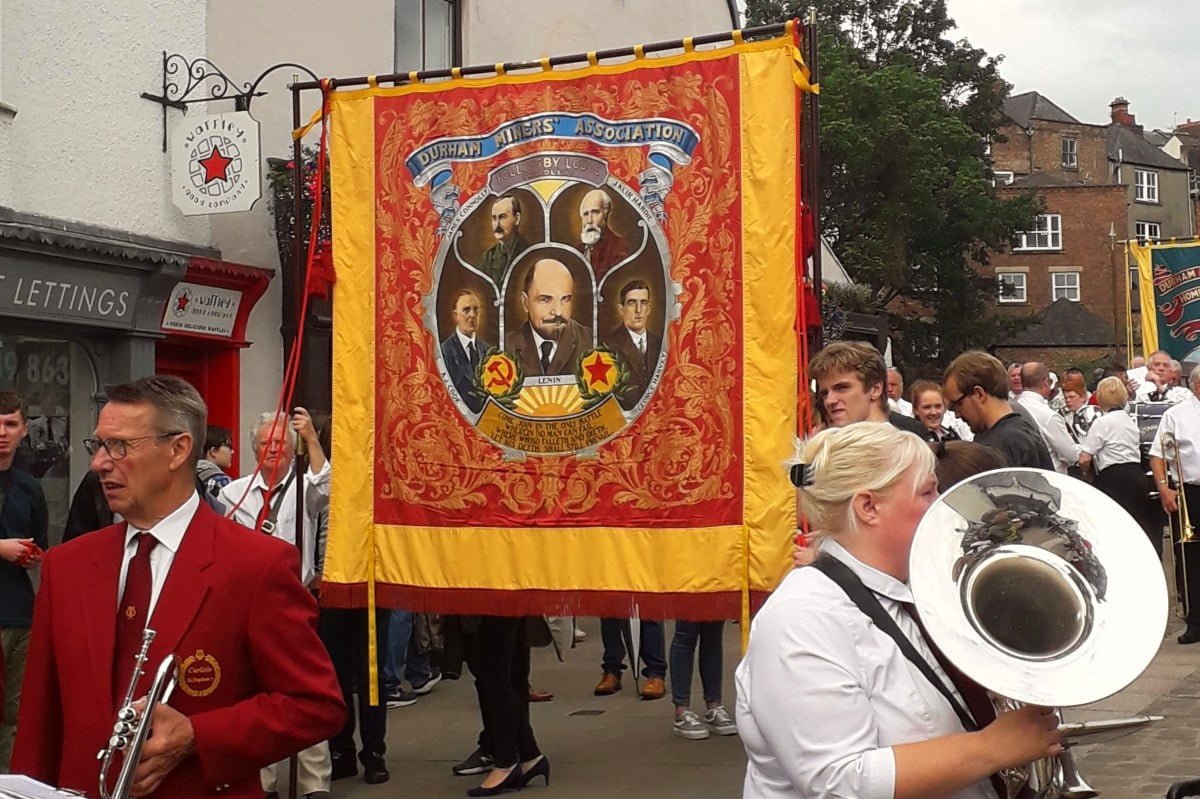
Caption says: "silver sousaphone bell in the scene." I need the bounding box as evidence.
[910,468,1168,799]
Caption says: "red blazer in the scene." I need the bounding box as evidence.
[12,502,345,799]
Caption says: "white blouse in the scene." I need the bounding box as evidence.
[1079,410,1141,473]
[735,540,996,799]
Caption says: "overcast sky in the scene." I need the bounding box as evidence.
[944,0,1197,131]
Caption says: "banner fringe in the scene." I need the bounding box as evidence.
[319,583,768,622]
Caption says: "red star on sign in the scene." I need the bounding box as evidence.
[176,293,190,311]
[584,353,613,387]
[198,145,233,183]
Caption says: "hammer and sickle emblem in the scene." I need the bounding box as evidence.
[486,358,515,389]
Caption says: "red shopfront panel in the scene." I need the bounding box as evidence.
[156,341,241,477]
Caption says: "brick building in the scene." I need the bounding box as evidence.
[984,92,1194,371]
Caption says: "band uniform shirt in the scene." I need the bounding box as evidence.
[1017,391,1081,474]
[1135,382,1190,405]
[116,491,199,620]
[1150,393,1200,484]
[735,539,995,799]
[1079,411,1141,474]
[219,461,331,584]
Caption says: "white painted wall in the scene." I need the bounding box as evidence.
[206,1,394,471]
[2,0,208,244]
[462,0,734,62]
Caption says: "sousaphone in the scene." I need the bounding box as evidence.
[910,468,1168,799]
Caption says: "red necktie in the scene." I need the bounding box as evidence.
[253,486,273,534]
[114,532,158,704]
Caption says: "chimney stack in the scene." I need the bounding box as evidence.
[1110,96,1136,127]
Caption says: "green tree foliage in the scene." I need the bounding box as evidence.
[746,0,1039,366]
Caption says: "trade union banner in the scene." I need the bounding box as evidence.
[322,31,809,619]
[1133,241,1200,361]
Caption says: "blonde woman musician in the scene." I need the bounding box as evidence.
[736,423,1061,799]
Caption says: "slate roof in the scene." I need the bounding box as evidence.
[1003,298,1114,347]
[1144,129,1171,147]
[0,206,218,266]
[1108,124,1189,171]
[1003,91,1081,127]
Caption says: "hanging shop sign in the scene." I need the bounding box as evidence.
[161,281,242,337]
[171,111,262,216]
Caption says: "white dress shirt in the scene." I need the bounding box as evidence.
[735,540,995,799]
[455,329,479,360]
[118,491,200,618]
[1079,409,1141,473]
[1135,381,1190,404]
[1017,391,1081,474]
[529,327,557,368]
[627,328,647,355]
[1150,393,1200,484]
[219,461,331,584]
[888,397,913,417]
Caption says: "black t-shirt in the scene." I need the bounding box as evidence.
[888,411,933,440]
[976,412,1054,469]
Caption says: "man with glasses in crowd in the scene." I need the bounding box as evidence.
[13,375,343,799]
[943,351,1053,469]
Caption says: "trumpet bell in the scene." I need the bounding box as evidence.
[910,468,1168,708]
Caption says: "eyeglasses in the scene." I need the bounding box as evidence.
[944,387,975,412]
[83,432,184,460]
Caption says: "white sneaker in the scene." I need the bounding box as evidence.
[673,709,710,740]
[705,705,738,736]
[573,627,588,643]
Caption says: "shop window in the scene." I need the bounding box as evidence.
[0,336,97,544]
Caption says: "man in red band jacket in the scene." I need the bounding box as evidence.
[12,375,344,799]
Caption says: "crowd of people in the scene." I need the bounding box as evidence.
[0,375,747,799]
[0,340,1189,799]
[737,339,1196,798]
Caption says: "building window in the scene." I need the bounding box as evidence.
[1135,169,1159,203]
[1135,220,1161,242]
[992,170,1015,186]
[1051,271,1080,302]
[997,272,1027,304]
[394,0,459,73]
[1061,137,1078,169]
[1014,214,1063,251]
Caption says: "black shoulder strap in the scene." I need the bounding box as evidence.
[812,555,979,732]
[263,470,297,531]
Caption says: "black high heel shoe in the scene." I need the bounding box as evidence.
[517,756,550,788]
[466,765,523,796]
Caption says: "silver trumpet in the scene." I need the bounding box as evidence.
[97,629,179,799]
[910,469,1169,799]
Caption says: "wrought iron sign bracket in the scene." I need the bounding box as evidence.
[142,51,318,152]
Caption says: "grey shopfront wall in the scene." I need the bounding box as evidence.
[0,211,202,544]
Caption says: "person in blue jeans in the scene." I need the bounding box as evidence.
[668,620,737,740]
[593,618,667,699]
[384,610,441,707]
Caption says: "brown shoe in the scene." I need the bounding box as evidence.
[528,688,555,702]
[640,676,666,700]
[593,673,622,695]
